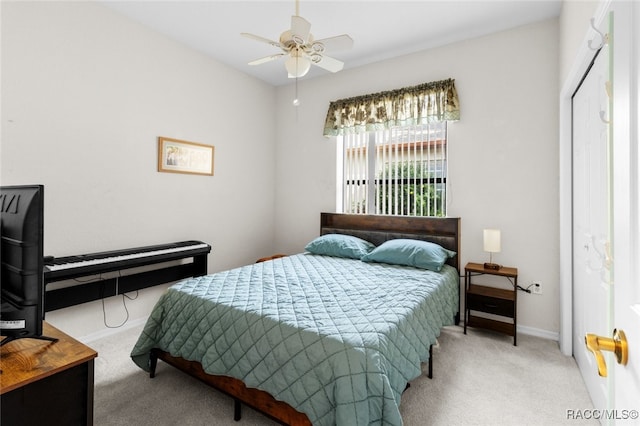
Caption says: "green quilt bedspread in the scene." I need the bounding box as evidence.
[131,253,458,425]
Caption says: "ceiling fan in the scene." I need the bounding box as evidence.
[241,0,354,79]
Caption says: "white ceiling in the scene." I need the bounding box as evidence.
[100,0,562,86]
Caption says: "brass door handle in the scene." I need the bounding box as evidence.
[584,329,628,377]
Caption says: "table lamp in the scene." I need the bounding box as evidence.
[483,228,501,270]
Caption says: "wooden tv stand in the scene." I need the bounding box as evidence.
[0,322,97,426]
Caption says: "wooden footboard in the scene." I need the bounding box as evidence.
[150,349,312,425]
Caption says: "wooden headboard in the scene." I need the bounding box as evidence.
[320,213,461,271]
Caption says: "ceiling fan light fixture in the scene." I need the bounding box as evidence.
[285,55,311,78]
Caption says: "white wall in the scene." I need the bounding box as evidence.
[274,19,561,337]
[1,2,277,338]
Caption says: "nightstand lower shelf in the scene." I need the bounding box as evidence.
[466,314,515,337]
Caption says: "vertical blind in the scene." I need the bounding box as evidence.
[342,122,448,216]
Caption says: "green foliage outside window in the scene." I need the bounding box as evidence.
[376,162,445,217]
[347,162,445,217]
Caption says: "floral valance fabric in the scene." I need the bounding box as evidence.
[323,78,460,136]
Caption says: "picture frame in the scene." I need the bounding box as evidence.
[158,137,214,176]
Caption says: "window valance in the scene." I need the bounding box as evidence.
[323,78,460,136]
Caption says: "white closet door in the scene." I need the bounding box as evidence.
[572,26,612,413]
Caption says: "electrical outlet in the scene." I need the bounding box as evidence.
[532,281,543,295]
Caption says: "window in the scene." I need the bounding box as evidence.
[324,79,459,216]
[340,122,447,217]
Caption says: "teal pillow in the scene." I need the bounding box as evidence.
[361,238,456,271]
[305,234,375,259]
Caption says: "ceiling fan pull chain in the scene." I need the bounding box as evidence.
[293,60,301,107]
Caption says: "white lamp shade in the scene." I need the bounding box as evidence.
[285,55,311,78]
[483,229,501,253]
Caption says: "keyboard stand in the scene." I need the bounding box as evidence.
[44,241,211,312]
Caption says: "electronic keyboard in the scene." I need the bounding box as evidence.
[44,240,211,283]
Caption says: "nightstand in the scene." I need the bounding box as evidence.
[464,262,518,345]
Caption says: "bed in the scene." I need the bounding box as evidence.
[131,213,460,425]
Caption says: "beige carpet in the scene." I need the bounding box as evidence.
[90,323,597,425]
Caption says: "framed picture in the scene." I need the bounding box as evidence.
[158,137,214,176]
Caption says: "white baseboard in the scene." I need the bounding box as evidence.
[79,316,148,344]
[517,324,560,341]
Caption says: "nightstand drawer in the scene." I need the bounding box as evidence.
[467,293,514,317]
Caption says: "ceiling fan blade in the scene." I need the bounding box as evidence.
[311,55,344,73]
[248,53,286,66]
[241,32,282,49]
[312,34,354,52]
[291,15,311,44]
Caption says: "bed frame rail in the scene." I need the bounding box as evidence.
[149,349,312,425]
[149,345,434,425]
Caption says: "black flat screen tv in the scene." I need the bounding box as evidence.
[0,185,56,346]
